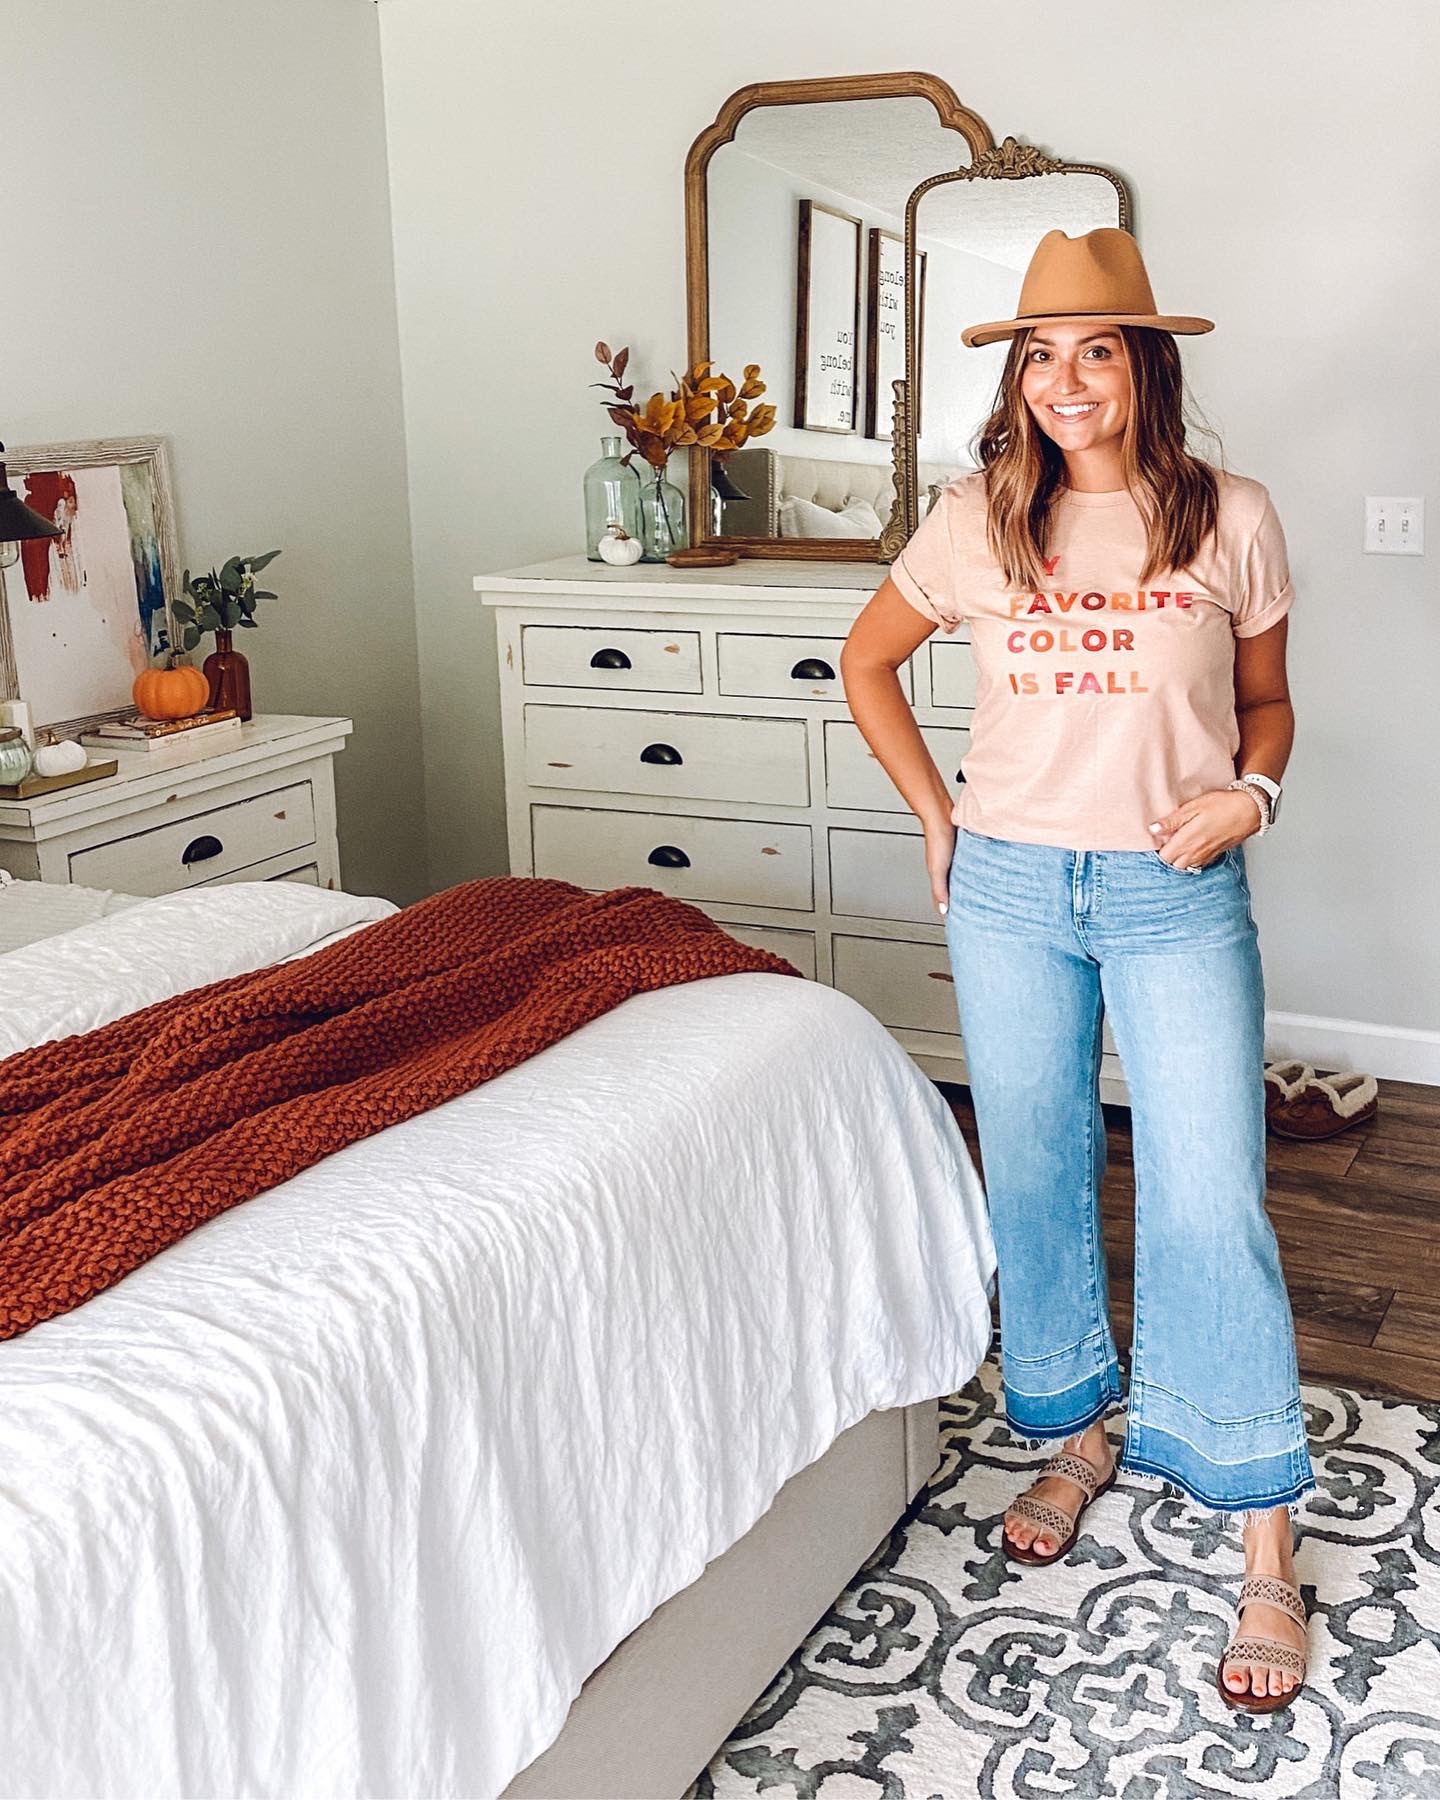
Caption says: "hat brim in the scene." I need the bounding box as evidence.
[960,312,1216,349]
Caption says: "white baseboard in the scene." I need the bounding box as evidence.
[1264,1011,1440,1087]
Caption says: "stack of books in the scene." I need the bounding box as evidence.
[80,709,242,756]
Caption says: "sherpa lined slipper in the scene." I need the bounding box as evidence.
[1269,1070,1379,1140]
[1263,1059,1314,1120]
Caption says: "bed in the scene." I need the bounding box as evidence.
[0,875,996,1799]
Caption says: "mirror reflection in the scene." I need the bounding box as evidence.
[909,167,1126,516]
[706,96,971,547]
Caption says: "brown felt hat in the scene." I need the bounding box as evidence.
[961,226,1215,348]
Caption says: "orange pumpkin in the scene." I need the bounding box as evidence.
[133,659,211,721]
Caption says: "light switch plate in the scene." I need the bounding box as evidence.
[1364,496,1424,555]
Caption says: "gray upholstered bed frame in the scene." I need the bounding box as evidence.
[502,1398,940,1799]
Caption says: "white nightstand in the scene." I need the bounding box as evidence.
[0,713,352,894]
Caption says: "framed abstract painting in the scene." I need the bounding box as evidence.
[0,435,181,736]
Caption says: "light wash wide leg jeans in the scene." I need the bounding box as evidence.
[943,825,1315,1513]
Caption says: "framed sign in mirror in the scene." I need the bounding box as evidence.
[794,200,862,434]
[866,229,925,443]
[685,73,991,563]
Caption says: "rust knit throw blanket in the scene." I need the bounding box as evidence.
[0,877,798,1340]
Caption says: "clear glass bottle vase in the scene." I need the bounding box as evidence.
[638,462,687,562]
[583,436,643,560]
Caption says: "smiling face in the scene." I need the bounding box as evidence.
[1019,322,1132,459]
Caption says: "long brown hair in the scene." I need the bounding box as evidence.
[974,324,1221,588]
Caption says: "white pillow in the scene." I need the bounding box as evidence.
[0,870,145,955]
[778,494,885,539]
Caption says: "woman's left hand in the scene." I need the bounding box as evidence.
[1149,789,1262,868]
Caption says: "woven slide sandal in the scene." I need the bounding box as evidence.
[1002,1446,1117,1567]
[1263,1058,1314,1121]
[1269,1069,1379,1141]
[1216,1572,1309,1712]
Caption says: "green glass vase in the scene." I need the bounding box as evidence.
[583,436,643,559]
[638,462,687,563]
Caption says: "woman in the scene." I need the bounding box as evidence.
[840,227,1314,1713]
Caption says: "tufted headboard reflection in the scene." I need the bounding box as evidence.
[721,446,971,540]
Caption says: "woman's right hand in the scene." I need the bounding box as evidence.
[924,812,958,916]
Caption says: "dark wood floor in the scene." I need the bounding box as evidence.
[941,1073,1440,1402]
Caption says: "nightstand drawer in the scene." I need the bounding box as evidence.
[524,705,809,806]
[829,826,934,924]
[824,720,969,813]
[929,639,977,710]
[718,633,914,704]
[832,934,958,1034]
[532,805,812,911]
[67,780,316,894]
[521,625,702,692]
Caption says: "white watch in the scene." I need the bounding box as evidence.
[1234,771,1282,831]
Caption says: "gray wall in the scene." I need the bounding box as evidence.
[3,0,428,904]
[379,0,1440,1051]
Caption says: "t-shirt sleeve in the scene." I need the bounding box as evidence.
[888,487,966,629]
[1232,490,1295,638]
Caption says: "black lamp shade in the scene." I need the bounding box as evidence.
[0,444,62,542]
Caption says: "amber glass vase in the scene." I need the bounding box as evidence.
[203,628,252,721]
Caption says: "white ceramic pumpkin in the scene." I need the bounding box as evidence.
[596,523,643,566]
[33,733,88,777]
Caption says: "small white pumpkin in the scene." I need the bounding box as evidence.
[596,522,643,566]
[33,731,88,777]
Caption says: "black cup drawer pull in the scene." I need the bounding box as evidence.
[639,742,683,766]
[181,833,224,866]
[646,845,690,869]
[955,769,966,784]
[590,647,632,671]
[790,657,836,682]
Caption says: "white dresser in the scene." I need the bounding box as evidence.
[476,556,1128,1099]
[0,714,351,896]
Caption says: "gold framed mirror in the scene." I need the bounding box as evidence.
[898,141,1133,545]
[684,74,991,562]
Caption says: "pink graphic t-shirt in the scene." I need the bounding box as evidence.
[889,468,1295,851]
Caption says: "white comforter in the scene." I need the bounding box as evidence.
[0,883,996,1800]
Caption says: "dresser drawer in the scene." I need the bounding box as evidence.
[718,633,914,704]
[67,781,316,895]
[834,924,1116,1054]
[521,625,702,693]
[532,806,812,912]
[832,934,959,1035]
[523,705,809,806]
[718,921,817,980]
[929,639,977,710]
[829,827,934,925]
[824,720,970,813]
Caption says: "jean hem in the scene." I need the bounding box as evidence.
[1119,1451,1317,1517]
[1004,1379,1126,1450]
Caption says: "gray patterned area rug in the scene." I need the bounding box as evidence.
[689,1351,1440,1799]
